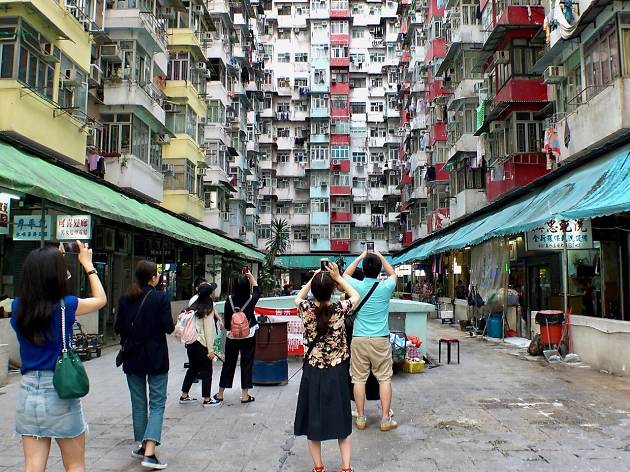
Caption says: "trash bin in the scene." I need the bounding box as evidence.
[253,321,288,386]
[535,310,564,347]
[487,313,503,338]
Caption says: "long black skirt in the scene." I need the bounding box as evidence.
[294,361,352,441]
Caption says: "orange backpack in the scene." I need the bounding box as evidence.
[228,295,252,338]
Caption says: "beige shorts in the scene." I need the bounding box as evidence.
[350,336,393,384]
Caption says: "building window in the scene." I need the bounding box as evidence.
[331,95,347,109]
[352,227,368,240]
[310,225,328,239]
[278,53,290,63]
[310,173,329,187]
[293,227,308,241]
[331,145,350,159]
[351,102,366,114]
[312,95,329,109]
[259,200,271,213]
[331,224,350,239]
[331,45,349,59]
[352,152,367,163]
[258,225,271,239]
[277,178,290,189]
[353,203,367,214]
[351,27,363,37]
[278,29,291,40]
[370,102,384,112]
[164,158,196,195]
[278,5,291,15]
[278,152,290,163]
[207,99,224,124]
[311,145,329,160]
[295,52,308,62]
[584,20,621,99]
[332,172,350,186]
[294,202,309,214]
[276,202,290,214]
[353,177,366,189]
[277,127,290,138]
[369,52,385,63]
[372,228,386,240]
[311,199,329,212]
[330,20,349,34]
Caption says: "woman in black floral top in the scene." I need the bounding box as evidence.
[294,262,360,472]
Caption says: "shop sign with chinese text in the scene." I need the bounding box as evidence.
[0,196,10,235]
[526,218,593,250]
[13,215,52,241]
[56,215,92,240]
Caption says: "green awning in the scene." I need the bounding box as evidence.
[276,254,328,269]
[392,146,630,264]
[0,142,264,261]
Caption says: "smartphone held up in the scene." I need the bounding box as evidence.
[320,258,329,271]
[366,241,375,253]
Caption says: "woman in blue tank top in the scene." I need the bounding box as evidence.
[11,242,106,472]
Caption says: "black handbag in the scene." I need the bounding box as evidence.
[116,290,152,368]
[344,282,379,335]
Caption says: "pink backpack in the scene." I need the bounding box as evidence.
[229,296,252,339]
[174,309,197,345]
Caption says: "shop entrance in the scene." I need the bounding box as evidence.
[528,264,552,313]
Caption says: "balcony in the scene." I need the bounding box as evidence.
[448,133,478,160]
[385,185,401,197]
[402,231,414,247]
[292,213,310,226]
[492,78,548,109]
[367,113,385,124]
[330,184,351,196]
[0,80,88,165]
[163,134,205,164]
[330,159,351,172]
[310,212,330,225]
[1,0,91,69]
[331,106,350,119]
[167,28,206,61]
[556,78,630,163]
[203,209,230,234]
[162,191,205,221]
[426,38,447,63]
[450,23,484,45]
[429,122,448,146]
[310,238,331,251]
[485,153,547,202]
[104,153,164,203]
[331,82,350,94]
[163,81,207,118]
[427,208,450,234]
[330,211,351,223]
[310,133,329,144]
[330,239,351,252]
[102,81,165,128]
[311,107,330,119]
[449,188,487,221]
[104,9,167,53]
[330,57,350,68]
[427,79,450,102]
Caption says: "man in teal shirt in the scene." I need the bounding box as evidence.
[344,249,398,432]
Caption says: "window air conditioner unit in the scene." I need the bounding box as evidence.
[164,103,175,112]
[493,50,510,65]
[320,181,328,187]
[543,65,565,84]
[489,122,503,132]
[192,5,204,15]
[332,159,340,165]
[61,69,81,87]
[41,43,59,63]
[196,62,207,70]
[99,44,122,61]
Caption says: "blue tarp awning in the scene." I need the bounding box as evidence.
[392,147,630,264]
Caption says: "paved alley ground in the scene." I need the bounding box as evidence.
[1,320,630,472]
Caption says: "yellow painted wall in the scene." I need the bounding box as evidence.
[0,81,88,164]
[162,190,205,221]
[163,81,208,118]
[0,1,92,71]
[167,28,206,61]
[162,134,205,164]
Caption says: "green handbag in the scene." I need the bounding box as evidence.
[53,300,90,399]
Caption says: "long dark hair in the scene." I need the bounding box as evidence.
[311,272,336,336]
[17,247,71,345]
[233,275,251,300]
[191,283,214,318]
[126,260,158,301]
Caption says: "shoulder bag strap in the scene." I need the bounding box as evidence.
[60,299,68,353]
[228,295,235,311]
[126,290,152,346]
[350,281,380,318]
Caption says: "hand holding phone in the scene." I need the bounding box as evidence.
[242,266,249,274]
[366,241,375,253]
[62,242,79,253]
[320,258,329,271]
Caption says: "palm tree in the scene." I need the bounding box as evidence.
[259,218,290,295]
[265,218,290,267]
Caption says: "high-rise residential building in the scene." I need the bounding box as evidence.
[257,0,405,257]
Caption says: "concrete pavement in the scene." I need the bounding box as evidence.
[1,320,630,471]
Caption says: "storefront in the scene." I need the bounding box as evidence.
[0,142,264,355]
[392,145,630,374]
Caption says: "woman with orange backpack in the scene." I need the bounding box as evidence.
[213,269,260,404]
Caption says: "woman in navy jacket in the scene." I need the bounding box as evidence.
[115,260,174,470]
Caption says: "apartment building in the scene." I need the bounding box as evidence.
[0,0,264,243]
[257,0,406,256]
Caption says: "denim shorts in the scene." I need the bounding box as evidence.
[15,371,87,439]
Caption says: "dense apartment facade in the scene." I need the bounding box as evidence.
[256,0,408,255]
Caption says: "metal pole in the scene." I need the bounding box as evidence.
[562,228,569,315]
[40,198,46,248]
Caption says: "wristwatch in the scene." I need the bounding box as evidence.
[86,269,98,276]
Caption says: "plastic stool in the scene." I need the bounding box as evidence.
[438,338,460,364]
